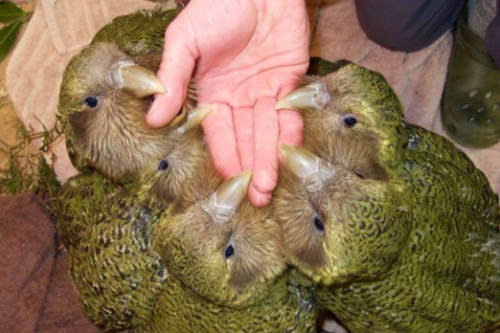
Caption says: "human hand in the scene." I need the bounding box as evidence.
[147,0,310,206]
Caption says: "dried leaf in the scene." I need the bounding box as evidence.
[0,2,25,24]
[0,19,22,64]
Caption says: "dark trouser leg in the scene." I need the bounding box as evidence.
[485,0,500,67]
[354,0,465,52]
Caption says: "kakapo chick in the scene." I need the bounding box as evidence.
[56,8,209,331]
[149,165,317,333]
[274,62,500,332]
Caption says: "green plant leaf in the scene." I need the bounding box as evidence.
[0,2,25,24]
[0,19,22,64]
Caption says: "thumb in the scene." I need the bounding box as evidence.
[147,17,199,127]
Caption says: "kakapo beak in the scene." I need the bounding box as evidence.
[279,145,322,179]
[176,107,212,132]
[275,82,331,111]
[202,171,252,224]
[108,62,167,97]
[279,145,335,192]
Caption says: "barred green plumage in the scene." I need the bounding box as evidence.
[275,60,500,332]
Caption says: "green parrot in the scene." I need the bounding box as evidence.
[57,40,210,331]
[56,7,197,331]
[156,168,285,306]
[274,60,500,332]
[148,169,317,332]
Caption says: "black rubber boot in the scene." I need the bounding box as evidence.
[441,10,500,148]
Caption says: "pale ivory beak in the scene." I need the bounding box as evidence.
[202,171,252,224]
[275,82,331,110]
[177,107,212,132]
[279,145,335,192]
[108,61,167,97]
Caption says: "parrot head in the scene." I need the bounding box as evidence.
[156,170,287,308]
[58,42,204,182]
[133,106,212,205]
[274,145,408,286]
[276,62,406,170]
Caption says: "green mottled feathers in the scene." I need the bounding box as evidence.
[58,173,167,331]
[56,172,116,249]
[92,8,181,55]
[276,59,500,332]
[149,273,316,333]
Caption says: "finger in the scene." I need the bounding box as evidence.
[233,107,254,171]
[147,17,199,128]
[251,97,279,204]
[202,103,242,179]
[278,109,303,147]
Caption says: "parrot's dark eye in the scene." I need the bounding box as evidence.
[158,159,169,171]
[225,244,235,259]
[343,116,357,128]
[84,97,99,108]
[313,215,325,232]
[354,170,364,179]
